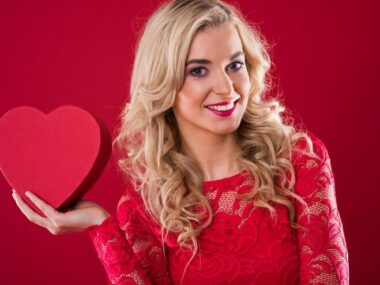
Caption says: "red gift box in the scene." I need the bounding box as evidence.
[0,105,111,215]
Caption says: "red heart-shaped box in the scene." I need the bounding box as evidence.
[0,105,111,215]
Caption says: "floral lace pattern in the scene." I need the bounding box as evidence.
[87,134,349,285]
[293,135,349,284]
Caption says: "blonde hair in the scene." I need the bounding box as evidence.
[114,0,318,262]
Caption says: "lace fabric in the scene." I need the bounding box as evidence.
[293,135,349,284]
[86,134,349,284]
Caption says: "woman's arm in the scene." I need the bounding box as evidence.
[12,187,172,284]
[86,184,172,285]
[294,136,349,284]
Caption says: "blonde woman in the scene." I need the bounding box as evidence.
[12,0,349,284]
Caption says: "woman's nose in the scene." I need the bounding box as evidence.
[212,70,234,96]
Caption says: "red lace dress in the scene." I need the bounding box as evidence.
[86,135,349,284]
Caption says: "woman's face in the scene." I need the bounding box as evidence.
[173,23,251,139]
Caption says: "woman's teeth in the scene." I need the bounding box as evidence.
[207,101,235,111]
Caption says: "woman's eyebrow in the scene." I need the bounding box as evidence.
[185,51,244,66]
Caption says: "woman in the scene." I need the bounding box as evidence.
[12,0,349,284]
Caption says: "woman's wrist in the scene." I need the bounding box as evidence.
[93,210,111,226]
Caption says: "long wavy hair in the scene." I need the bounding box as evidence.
[114,0,319,258]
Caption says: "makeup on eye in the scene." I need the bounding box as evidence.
[187,61,245,77]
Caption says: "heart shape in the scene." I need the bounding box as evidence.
[0,105,111,215]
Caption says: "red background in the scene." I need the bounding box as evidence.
[0,0,377,284]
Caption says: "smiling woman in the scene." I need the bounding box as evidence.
[11,0,349,284]
[174,23,250,138]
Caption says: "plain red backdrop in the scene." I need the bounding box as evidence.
[0,0,377,284]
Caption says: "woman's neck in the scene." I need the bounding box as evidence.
[180,132,242,181]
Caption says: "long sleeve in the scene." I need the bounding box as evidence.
[294,136,349,284]
[86,184,172,285]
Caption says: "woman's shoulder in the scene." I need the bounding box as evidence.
[290,130,336,199]
[116,179,161,227]
[116,180,149,223]
[291,130,330,173]
[117,180,142,209]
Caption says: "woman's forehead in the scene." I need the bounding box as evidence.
[187,23,243,61]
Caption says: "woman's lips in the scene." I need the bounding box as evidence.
[205,99,238,117]
[206,97,240,108]
[207,101,230,107]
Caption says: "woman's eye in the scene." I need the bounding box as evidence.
[187,61,244,77]
[189,67,207,77]
[228,61,244,71]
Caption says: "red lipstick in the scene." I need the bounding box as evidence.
[205,100,238,117]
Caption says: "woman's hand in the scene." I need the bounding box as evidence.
[12,189,110,235]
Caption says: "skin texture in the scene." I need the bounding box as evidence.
[173,23,251,181]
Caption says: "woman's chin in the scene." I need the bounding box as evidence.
[209,123,240,135]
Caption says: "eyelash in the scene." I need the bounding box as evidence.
[188,61,245,77]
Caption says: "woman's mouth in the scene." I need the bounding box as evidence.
[205,98,239,117]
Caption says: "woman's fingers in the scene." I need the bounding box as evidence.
[25,191,58,219]
[12,190,53,229]
[23,191,73,231]
[12,190,74,234]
